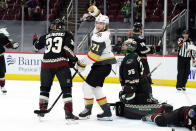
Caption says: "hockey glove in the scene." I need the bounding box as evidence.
[123,84,136,101]
[192,126,196,131]
[68,56,78,68]
[76,60,86,73]
[12,42,19,49]
[155,44,161,52]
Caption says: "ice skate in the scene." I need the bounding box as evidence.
[1,86,7,94]
[97,104,113,121]
[79,108,91,119]
[65,112,79,125]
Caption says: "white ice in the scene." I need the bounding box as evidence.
[0,80,195,131]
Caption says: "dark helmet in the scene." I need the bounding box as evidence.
[182,30,189,35]
[50,18,65,32]
[133,22,142,32]
[188,105,196,120]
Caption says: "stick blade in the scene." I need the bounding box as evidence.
[34,109,49,114]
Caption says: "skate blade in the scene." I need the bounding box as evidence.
[1,91,7,95]
[66,119,79,125]
[97,116,113,121]
[79,115,90,120]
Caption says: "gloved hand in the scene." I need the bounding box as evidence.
[12,42,19,49]
[88,5,100,17]
[123,84,135,101]
[68,56,78,68]
[33,33,38,41]
[155,44,161,52]
[76,60,86,73]
[192,126,196,131]
[33,33,38,44]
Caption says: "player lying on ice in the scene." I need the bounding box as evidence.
[114,38,173,119]
[76,5,117,121]
[142,105,196,131]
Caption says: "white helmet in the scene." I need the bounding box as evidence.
[0,28,9,37]
[95,15,109,25]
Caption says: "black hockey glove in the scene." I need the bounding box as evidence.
[68,56,78,68]
[123,84,136,101]
[123,83,135,94]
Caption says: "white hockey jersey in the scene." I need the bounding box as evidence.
[87,28,116,65]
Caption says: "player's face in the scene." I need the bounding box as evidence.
[122,44,128,50]
[96,22,105,32]
[183,34,189,39]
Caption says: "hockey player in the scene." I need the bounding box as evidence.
[114,38,173,120]
[131,22,161,103]
[119,38,157,104]
[142,105,196,131]
[76,5,117,121]
[33,19,79,120]
[0,28,19,94]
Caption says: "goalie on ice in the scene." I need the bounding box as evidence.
[114,38,173,120]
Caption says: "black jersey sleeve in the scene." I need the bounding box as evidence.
[63,31,75,59]
[34,35,46,50]
[0,35,12,48]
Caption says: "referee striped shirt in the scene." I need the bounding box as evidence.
[177,37,194,57]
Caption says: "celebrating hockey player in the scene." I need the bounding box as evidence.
[33,19,79,121]
[142,105,196,131]
[0,28,19,94]
[76,5,116,121]
[130,22,161,103]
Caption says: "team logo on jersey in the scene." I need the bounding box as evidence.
[6,55,16,65]
[96,33,102,37]
[126,59,133,64]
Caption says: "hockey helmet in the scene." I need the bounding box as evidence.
[188,105,196,119]
[95,15,109,25]
[133,22,142,32]
[182,30,189,35]
[50,19,65,32]
[122,38,137,52]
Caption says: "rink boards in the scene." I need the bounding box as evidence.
[4,52,196,88]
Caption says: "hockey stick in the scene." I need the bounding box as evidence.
[147,62,162,77]
[34,70,78,115]
[158,0,183,46]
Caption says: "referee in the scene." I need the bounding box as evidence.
[176,30,195,91]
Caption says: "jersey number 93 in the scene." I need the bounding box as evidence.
[45,37,63,53]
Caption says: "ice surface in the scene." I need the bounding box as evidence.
[0,80,195,131]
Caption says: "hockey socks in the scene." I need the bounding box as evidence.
[64,97,79,120]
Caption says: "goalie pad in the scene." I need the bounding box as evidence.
[115,102,173,120]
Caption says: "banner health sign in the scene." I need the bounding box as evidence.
[4,53,196,88]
